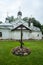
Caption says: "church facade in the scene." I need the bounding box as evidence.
[0,11,42,40]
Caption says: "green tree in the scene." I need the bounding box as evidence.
[0,21,2,24]
[23,17,41,29]
[41,25,43,34]
[6,16,15,23]
[23,17,29,22]
[30,18,41,29]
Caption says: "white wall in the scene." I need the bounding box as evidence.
[0,29,42,40]
[31,31,42,40]
[11,31,21,40]
[11,30,32,40]
[23,30,31,39]
[0,29,10,39]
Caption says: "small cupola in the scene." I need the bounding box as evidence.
[17,11,22,19]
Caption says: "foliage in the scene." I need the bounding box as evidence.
[41,25,43,34]
[23,17,41,29]
[1,16,42,31]
[5,16,42,29]
[30,18,41,29]
[23,17,29,22]
[6,16,15,23]
[0,40,43,65]
[0,21,2,24]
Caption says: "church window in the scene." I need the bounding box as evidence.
[37,34,39,37]
[0,32,2,37]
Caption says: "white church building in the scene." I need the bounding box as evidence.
[0,11,42,40]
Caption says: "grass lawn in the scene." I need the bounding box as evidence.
[0,40,43,65]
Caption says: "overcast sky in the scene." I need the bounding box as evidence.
[0,0,43,24]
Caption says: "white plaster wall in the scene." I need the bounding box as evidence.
[11,31,21,40]
[31,31,42,40]
[22,31,28,39]
[0,29,42,40]
[0,29,10,39]
[11,30,32,40]
[23,30,31,39]
[8,31,11,39]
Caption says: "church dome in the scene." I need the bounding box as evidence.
[17,11,22,16]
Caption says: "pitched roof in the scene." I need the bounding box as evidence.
[11,24,32,31]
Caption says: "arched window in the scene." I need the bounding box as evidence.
[0,32,2,37]
[37,34,39,37]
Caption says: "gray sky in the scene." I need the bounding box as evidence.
[0,0,43,24]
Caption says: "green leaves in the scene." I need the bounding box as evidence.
[23,17,41,29]
[6,16,15,23]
